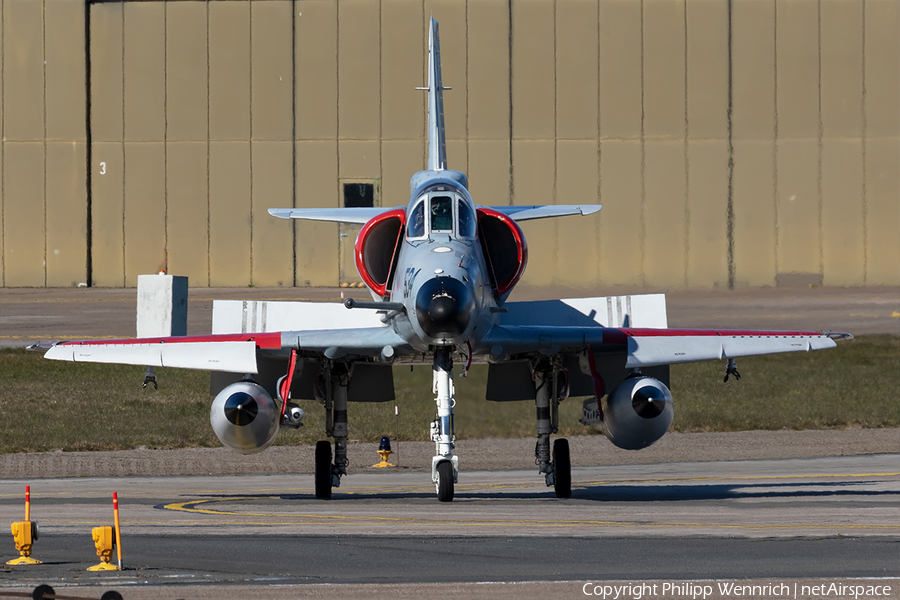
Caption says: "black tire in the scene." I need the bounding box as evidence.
[101,592,124,600]
[436,460,454,502]
[315,440,333,499]
[32,586,55,600]
[552,438,571,498]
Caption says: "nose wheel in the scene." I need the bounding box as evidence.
[435,460,455,502]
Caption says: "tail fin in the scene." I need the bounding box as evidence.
[426,18,447,171]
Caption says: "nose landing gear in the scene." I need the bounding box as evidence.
[431,347,458,502]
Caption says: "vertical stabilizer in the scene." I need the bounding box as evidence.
[426,18,447,171]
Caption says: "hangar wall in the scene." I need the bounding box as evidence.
[0,0,897,289]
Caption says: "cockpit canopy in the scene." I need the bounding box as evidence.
[407,192,477,240]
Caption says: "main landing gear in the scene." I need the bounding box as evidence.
[431,347,459,502]
[313,362,349,499]
[534,359,571,498]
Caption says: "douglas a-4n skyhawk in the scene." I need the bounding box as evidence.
[35,20,849,502]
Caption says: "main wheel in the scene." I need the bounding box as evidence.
[315,440,333,499]
[552,438,571,498]
[436,460,454,502]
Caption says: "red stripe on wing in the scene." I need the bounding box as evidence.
[55,332,283,350]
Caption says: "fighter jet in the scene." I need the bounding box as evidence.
[34,19,849,502]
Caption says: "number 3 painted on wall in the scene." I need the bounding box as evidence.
[99,161,106,175]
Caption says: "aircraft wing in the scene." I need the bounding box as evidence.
[268,207,403,224]
[477,326,848,366]
[482,205,601,222]
[35,327,411,373]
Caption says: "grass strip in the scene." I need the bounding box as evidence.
[0,335,896,453]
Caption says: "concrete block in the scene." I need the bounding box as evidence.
[136,274,188,338]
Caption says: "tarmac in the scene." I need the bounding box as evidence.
[1,285,898,599]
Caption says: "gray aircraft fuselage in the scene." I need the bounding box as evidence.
[389,171,497,353]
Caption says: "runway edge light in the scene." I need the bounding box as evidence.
[373,436,396,468]
[7,485,41,565]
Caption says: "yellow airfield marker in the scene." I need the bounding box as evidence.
[7,485,41,565]
[87,492,123,571]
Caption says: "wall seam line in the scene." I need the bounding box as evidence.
[43,0,47,287]
[860,0,867,285]
[683,0,690,289]
[816,0,824,283]
[291,0,297,287]
[725,0,735,291]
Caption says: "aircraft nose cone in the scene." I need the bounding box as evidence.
[416,277,475,339]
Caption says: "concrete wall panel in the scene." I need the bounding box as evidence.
[166,142,209,286]
[296,140,338,286]
[732,141,776,286]
[556,0,599,141]
[124,1,165,141]
[91,141,124,286]
[865,0,900,139]
[512,140,555,286]
[821,139,864,286]
[445,139,466,177]
[296,0,337,141]
[865,138,900,286]
[643,0,686,140]
[209,142,251,287]
[467,0,509,140]
[467,140,509,205]
[776,139,820,279]
[251,0,293,141]
[644,141,686,287]
[123,143,165,286]
[687,0,728,140]
[555,140,600,288]
[89,2,123,142]
[598,140,643,285]
[338,140,380,180]
[598,0,642,140]
[2,143,44,286]
[426,1,466,141]
[166,3,208,142]
[382,0,424,141]
[338,0,380,140]
[382,140,420,207]
[3,0,43,141]
[732,0,775,140]
[46,142,87,287]
[776,0,819,139]
[511,0,555,140]
[686,140,728,287]
[210,0,250,141]
[251,141,294,286]
[821,0,863,139]
[45,0,86,141]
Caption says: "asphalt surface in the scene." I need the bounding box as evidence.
[0,454,897,596]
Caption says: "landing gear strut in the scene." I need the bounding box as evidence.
[535,360,571,498]
[315,363,349,499]
[431,347,458,502]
